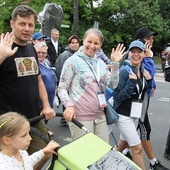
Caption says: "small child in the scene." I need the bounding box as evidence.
[0,112,59,170]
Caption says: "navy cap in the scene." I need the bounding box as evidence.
[33,32,46,40]
[128,40,145,51]
[135,27,158,40]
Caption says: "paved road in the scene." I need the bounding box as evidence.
[43,64,170,169]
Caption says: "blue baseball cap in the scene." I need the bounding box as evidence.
[128,40,145,51]
[33,32,46,40]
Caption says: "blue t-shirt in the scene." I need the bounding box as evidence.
[39,62,56,108]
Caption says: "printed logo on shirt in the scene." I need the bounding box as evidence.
[14,57,39,77]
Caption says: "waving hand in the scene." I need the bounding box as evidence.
[110,44,126,62]
[0,32,18,64]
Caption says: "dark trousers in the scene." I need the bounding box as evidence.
[165,127,170,154]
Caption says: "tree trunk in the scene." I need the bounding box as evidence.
[73,0,79,36]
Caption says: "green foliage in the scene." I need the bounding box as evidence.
[0,0,23,32]
[154,56,161,64]
[157,0,170,49]
[0,0,169,54]
[92,0,165,53]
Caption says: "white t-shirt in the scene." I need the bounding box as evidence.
[0,150,45,170]
[51,38,58,54]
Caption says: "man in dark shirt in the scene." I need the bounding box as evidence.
[0,5,56,170]
[46,28,63,66]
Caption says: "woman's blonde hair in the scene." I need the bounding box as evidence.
[0,112,29,150]
[83,28,104,44]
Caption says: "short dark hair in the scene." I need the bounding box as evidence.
[68,35,80,44]
[12,5,37,22]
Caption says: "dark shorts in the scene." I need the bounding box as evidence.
[138,112,151,140]
[137,99,151,141]
[27,120,49,155]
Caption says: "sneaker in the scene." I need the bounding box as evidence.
[60,118,69,127]
[150,160,170,170]
[164,152,170,160]
[124,151,132,160]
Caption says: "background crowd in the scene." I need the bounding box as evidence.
[0,4,169,170]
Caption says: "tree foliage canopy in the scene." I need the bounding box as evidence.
[0,0,169,54]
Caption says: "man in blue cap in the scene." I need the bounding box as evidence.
[32,32,47,45]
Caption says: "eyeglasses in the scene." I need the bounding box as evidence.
[37,52,47,55]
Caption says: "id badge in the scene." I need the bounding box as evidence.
[130,101,143,118]
[97,91,107,108]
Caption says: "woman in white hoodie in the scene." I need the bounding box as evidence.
[58,28,125,143]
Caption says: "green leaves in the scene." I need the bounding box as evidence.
[0,0,169,54]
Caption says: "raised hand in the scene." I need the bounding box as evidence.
[0,32,18,64]
[129,70,137,80]
[143,70,152,80]
[144,42,152,57]
[110,43,126,62]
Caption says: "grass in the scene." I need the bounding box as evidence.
[154,56,161,64]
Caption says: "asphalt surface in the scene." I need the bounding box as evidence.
[43,64,170,170]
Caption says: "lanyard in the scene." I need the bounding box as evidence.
[136,76,145,100]
[86,61,100,83]
[80,58,101,86]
